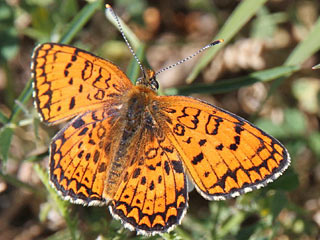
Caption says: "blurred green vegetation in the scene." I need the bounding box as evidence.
[0,0,320,239]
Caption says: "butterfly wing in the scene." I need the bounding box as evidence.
[109,127,187,235]
[31,43,133,124]
[155,96,290,200]
[50,108,121,206]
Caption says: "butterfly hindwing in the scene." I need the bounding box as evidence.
[50,109,121,206]
[110,127,187,235]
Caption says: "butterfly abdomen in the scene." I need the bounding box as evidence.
[104,87,156,198]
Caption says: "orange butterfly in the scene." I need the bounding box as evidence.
[31,9,290,237]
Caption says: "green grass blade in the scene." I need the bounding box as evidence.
[9,77,33,123]
[60,0,103,44]
[0,126,13,165]
[0,170,43,196]
[165,65,299,96]
[187,0,268,83]
[34,164,79,240]
[261,17,320,112]
[0,110,8,124]
[285,17,320,66]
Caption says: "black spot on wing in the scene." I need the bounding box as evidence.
[141,176,146,185]
[72,118,85,128]
[78,127,89,136]
[133,168,141,178]
[149,181,155,190]
[148,165,156,171]
[199,139,206,146]
[235,125,244,134]
[216,144,224,150]
[98,162,106,172]
[171,160,183,173]
[93,150,100,163]
[192,152,204,165]
[69,97,75,110]
[164,161,170,175]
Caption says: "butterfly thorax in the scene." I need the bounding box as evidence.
[104,85,158,198]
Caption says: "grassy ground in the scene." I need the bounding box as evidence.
[1,0,320,239]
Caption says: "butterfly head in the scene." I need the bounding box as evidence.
[136,69,159,91]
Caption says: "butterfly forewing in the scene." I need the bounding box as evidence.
[32,43,133,124]
[156,96,290,200]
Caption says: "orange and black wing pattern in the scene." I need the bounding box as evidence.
[157,96,290,200]
[31,40,290,236]
[49,109,120,206]
[31,43,132,124]
[109,127,187,235]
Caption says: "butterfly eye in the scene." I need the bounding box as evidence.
[150,76,159,90]
[136,77,143,86]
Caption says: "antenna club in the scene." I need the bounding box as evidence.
[312,64,320,69]
[210,39,224,46]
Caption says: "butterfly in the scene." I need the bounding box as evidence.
[31,21,290,235]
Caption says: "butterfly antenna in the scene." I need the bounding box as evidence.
[155,39,224,77]
[105,4,146,78]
